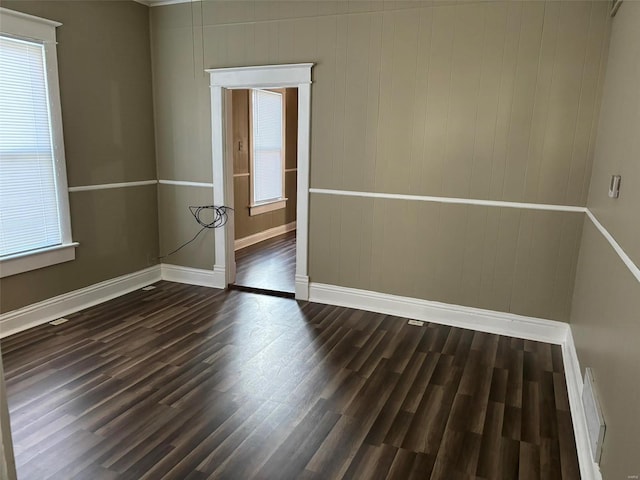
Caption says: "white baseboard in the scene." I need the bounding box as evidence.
[234,221,296,251]
[160,264,225,289]
[563,328,603,480]
[308,282,569,345]
[0,265,161,339]
[0,263,226,339]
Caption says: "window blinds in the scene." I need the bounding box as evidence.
[0,35,61,257]
[251,89,283,204]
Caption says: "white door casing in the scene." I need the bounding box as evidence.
[206,64,313,300]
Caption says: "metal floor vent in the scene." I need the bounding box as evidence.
[49,318,69,326]
[582,368,606,464]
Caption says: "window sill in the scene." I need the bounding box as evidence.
[0,242,79,278]
[249,199,287,216]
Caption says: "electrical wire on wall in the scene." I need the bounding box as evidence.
[159,205,232,259]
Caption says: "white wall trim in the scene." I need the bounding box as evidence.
[207,64,313,89]
[235,222,296,251]
[586,210,640,284]
[249,199,287,216]
[211,86,228,290]
[0,7,61,39]
[0,242,78,279]
[160,264,225,289]
[308,282,569,345]
[563,328,604,480]
[207,63,313,301]
[295,82,311,301]
[149,0,199,6]
[0,265,161,339]
[158,179,214,188]
[1,8,74,256]
[68,180,157,192]
[310,188,587,213]
[295,275,309,300]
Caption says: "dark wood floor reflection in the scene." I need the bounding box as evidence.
[1,282,580,479]
[234,231,296,294]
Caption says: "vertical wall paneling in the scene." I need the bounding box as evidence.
[154,0,611,198]
[151,1,611,322]
[501,2,545,202]
[522,1,560,204]
[538,2,592,205]
[408,7,434,195]
[442,3,486,200]
[566,1,608,205]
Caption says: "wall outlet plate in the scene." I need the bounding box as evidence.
[407,319,425,327]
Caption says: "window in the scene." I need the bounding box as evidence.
[0,8,76,278]
[249,89,286,216]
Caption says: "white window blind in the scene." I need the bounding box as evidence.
[0,35,61,257]
[251,89,283,205]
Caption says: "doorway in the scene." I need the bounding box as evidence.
[229,88,298,296]
[206,63,313,301]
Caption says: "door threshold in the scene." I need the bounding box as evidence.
[228,283,295,299]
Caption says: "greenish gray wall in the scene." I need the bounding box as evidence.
[569,1,640,477]
[0,1,158,313]
[582,4,640,265]
[151,0,610,322]
[232,89,297,240]
[151,1,213,268]
[310,195,584,321]
[157,183,214,270]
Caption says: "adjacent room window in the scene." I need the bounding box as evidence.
[0,8,76,278]
[249,89,286,216]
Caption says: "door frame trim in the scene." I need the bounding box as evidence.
[206,63,313,300]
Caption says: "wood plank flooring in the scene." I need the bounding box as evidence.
[1,281,580,479]
[233,231,295,294]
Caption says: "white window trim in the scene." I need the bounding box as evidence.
[248,88,287,216]
[0,243,78,278]
[0,8,76,278]
[249,199,288,216]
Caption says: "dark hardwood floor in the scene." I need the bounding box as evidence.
[233,231,295,294]
[1,281,580,479]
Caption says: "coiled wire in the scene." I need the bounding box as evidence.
[159,205,232,259]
